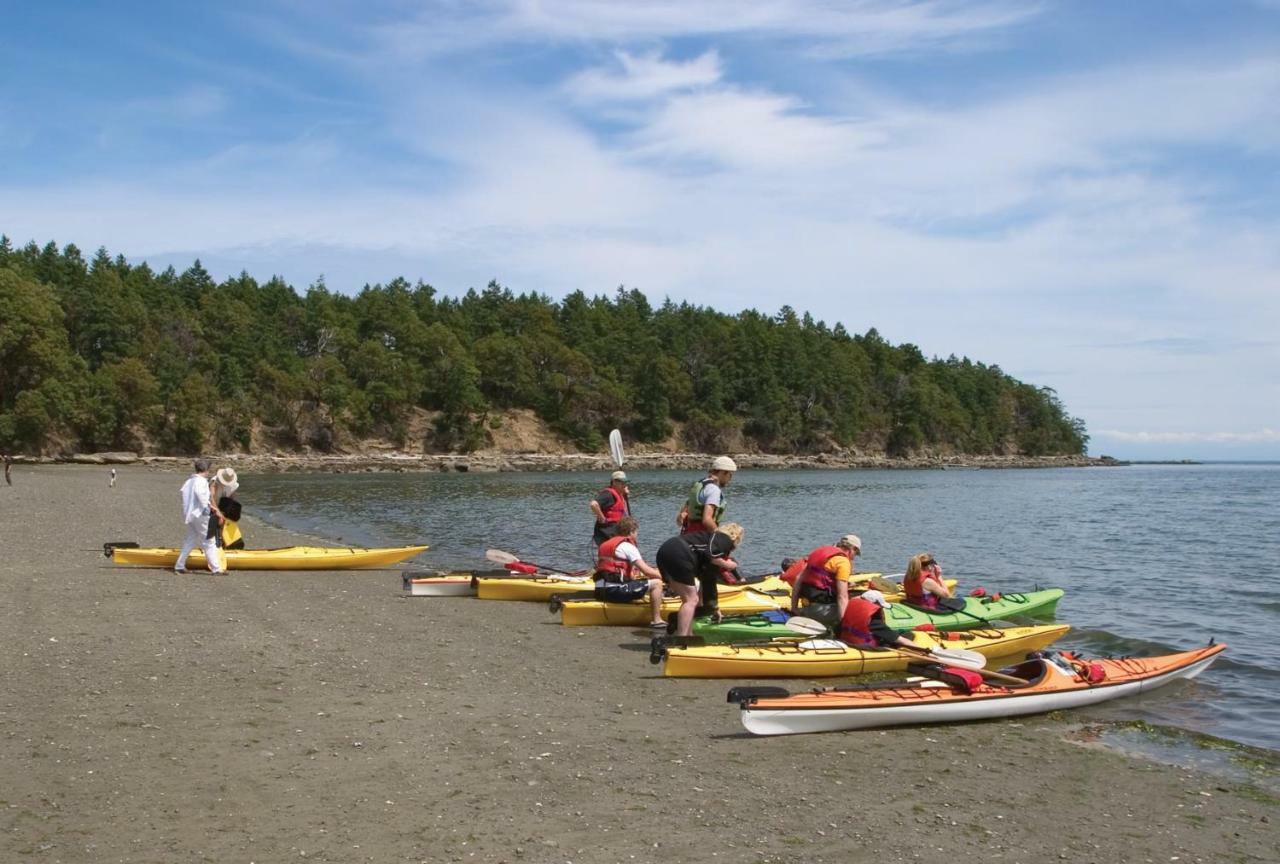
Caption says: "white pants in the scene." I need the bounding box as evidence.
[176,517,221,572]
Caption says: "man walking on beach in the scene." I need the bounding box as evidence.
[3,453,12,486]
[175,458,224,574]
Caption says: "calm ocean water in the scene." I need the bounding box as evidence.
[246,464,1280,751]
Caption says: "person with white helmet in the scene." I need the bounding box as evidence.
[677,455,736,535]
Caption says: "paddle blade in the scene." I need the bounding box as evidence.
[485,548,520,565]
[868,575,901,594]
[608,428,625,466]
[784,616,827,636]
[928,646,987,669]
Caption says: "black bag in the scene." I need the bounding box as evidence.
[595,580,649,603]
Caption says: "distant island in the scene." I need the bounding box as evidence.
[1,236,1088,461]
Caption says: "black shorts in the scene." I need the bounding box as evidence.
[594,580,649,603]
[656,537,699,586]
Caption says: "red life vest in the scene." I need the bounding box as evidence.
[595,535,634,580]
[904,570,941,610]
[600,486,630,524]
[780,558,806,586]
[839,596,880,648]
[799,545,848,594]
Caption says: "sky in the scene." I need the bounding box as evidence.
[3,0,1279,460]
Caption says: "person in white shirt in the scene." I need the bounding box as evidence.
[175,458,224,574]
[593,517,667,629]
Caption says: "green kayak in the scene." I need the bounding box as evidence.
[688,588,1065,643]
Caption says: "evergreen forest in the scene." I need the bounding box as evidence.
[0,237,1088,457]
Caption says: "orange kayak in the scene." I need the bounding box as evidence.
[730,643,1226,735]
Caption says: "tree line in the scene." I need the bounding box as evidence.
[0,237,1088,457]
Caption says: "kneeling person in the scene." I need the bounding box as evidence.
[839,590,918,651]
[595,517,666,630]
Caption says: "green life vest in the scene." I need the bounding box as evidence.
[684,477,727,528]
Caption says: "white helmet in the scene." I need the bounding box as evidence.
[711,456,738,472]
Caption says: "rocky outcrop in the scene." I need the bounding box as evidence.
[55,450,1114,473]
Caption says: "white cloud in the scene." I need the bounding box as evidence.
[370,0,1043,59]
[566,50,722,102]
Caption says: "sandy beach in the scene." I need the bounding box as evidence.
[1,465,1274,864]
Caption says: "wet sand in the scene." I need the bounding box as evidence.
[1,465,1274,864]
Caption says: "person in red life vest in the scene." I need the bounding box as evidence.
[589,470,631,547]
[787,534,861,628]
[594,517,666,629]
[838,590,918,650]
[656,522,744,637]
[903,553,954,610]
[676,456,736,534]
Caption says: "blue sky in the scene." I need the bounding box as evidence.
[3,1,1279,459]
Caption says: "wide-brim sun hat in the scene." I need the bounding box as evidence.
[215,467,239,495]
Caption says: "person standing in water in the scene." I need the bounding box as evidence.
[589,470,631,548]
[676,456,736,534]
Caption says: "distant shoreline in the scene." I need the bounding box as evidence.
[17,450,1121,473]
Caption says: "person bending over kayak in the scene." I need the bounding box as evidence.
[656,523,744,637]
[594,517,666,630]
[589,469,632,548]
[787,534,861,629]
[676,456,736,535]
[839,590,918,651]
[903,553,954,610]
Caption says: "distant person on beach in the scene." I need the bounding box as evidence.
[589,469,631,548]
[593,517,666,629]
[3,453,12,486]
[109,468,117,488]
[677,456,736,535]
[656,523,744,637]
[206,468,244,570]
[787,534,862,628]
[175,458,225,575]
[902,553,953,610]
[837,589,918,650]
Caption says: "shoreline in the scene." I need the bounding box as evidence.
[17,450,1121,473]
[2,465,1273,863]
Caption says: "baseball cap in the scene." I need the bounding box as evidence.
[611,470,627,481]
[839,534,862,552]
[860,589,891,609]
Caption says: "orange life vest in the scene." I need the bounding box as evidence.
[595,535,634,580]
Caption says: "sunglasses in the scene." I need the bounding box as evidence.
[922,559,938,567]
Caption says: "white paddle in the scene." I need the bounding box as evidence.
[783,616,828,636]
[785,616,989,669]
[608,428,625,467]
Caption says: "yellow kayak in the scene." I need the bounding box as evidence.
[480,574,792,603]
[112,544,429,571]
[742,574,955,601]
[558,587,784,627]
[476,573,597,601]
[657,624,1070,678]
